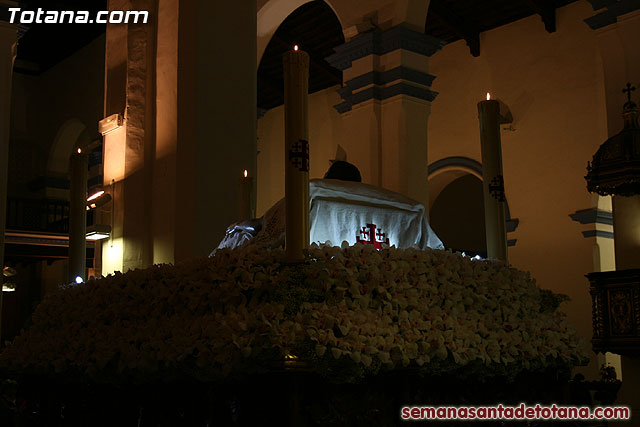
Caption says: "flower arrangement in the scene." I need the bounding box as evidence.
[0,244,588,384]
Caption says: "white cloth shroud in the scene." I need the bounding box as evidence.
[308,179,443,250]
[215,179,443,251]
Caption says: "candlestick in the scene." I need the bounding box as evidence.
[478,93,508,262]
[238,169,253,221]
[283,46,310,263]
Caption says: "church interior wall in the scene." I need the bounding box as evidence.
[257,85,347,216]
[7,72,40,198]
[427,0,609,376]
[430,174,486,255]
[8,35,105,198]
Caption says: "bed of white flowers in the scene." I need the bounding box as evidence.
[0,244,589,384]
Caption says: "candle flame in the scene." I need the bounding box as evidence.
[294,45,299,51]
[243,170,248,178]
[486,92,491,100]
[77,148,82,154]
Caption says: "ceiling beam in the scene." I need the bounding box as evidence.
[524,0,557,33]
[428,6,481,57]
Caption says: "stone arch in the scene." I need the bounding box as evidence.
[47,118,89,177]
[428,156,515,218]
[428,156,518,251]
[257,0,344,64]
[427,156,483,212]
[430,172,486,255]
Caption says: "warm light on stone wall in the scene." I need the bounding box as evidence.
[102,237,123,275]
[102,124,127,184]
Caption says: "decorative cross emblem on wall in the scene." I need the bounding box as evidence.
[489,175,506,202]
[289,139,309,172]
[356,223,389,250]
[623,83,636,104]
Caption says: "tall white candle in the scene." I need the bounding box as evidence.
[283,46,310,263]
[478,93,508,262]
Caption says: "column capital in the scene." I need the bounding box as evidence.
[326,26,445,71]
[327,26,444,114]
[334,67,438,113]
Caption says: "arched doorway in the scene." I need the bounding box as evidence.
[428,156,518,256]
[47,118,89,177]
[430,174,486,257]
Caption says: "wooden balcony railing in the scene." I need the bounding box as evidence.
[6,198,70,234]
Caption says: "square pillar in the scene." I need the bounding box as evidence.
[102,0,258,271]
[102,0,158,274]
[0,4,18,344]
[176,0,257,260]
[326,27,443,209]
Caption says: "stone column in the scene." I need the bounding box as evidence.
[175,0,257,260]
[103,0,257,269]
[326,27,443,209]
[102,0,157,274]
[68,150,88,282]
[478,99,508,262]
[283,48,310,263]
[151,0,179,265]
[0,4,18,343]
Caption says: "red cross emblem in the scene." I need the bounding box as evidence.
[289,139,309,172]
[356,223,389,250]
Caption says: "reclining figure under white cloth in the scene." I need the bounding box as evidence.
[214,162,443,253]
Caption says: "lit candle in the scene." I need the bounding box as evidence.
[478,92,508,262]
[283,45,310,263]
[238,169,253,221]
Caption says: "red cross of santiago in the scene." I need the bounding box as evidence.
[356,223,389,250]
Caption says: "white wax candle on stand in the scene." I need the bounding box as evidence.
[477,92,508,262]
[283,45,310,263]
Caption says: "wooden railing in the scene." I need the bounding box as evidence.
[6,197,70,234]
